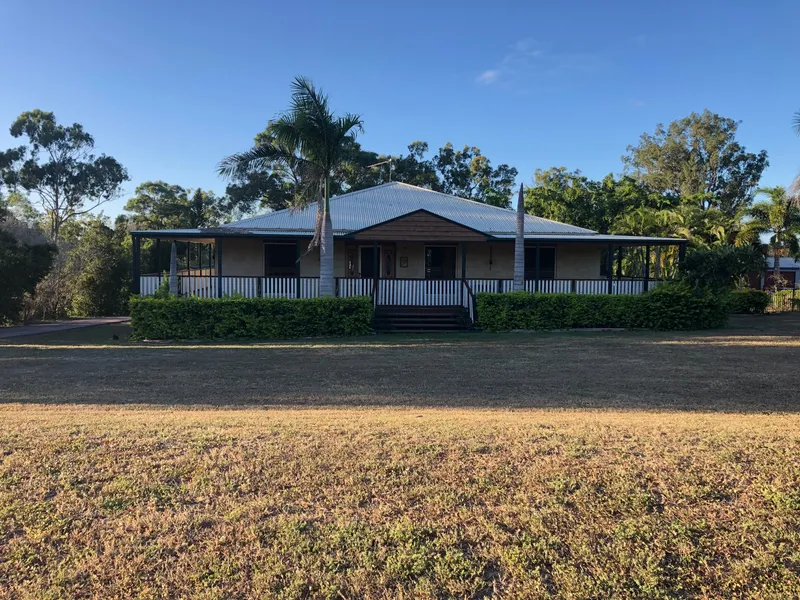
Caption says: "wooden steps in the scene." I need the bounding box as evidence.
[373,306,472,333]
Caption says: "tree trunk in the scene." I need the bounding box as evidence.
[319,179,335,297]
[773,248,781,290]
[513,183,525,292]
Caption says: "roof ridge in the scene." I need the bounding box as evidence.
[222,183,403,228]
[370,181,596,233]
[222,181,594,234]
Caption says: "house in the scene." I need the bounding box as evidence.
[131,182,686,327]
[749,257,800,290]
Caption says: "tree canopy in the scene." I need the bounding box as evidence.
[0,110,129,242]
[623,110,768,217]
[123,181,222,230]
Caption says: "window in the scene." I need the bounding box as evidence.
[524,247,555,280]
[264,244,296,276]
[425,246,457,279]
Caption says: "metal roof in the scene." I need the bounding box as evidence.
[222,182,595,236]
[493,233,686,244]
[130,183,685,245]
[765,257,800,270]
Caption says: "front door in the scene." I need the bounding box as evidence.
[360,246,381,279]
[425,246,457,279]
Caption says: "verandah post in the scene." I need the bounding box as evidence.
[535,243,541,293]
[643,244,651,292]
[156,239,161,275]
[216,238,223,298]
[295,240,302,298]
[132,235,141,296]
[460,242,467,305]
[606,244,614,294]
[616,245,623,280]
[373,241,379,303]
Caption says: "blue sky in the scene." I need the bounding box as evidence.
[1,0,798,218]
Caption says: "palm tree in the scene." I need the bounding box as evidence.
[793,110,800,193]
[513,183,525,291]
[219,77,363,296]
[741,186,800,289]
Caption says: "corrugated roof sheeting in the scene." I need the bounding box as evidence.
[222,182,595,235]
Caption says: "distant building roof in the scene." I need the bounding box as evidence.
[766,257,800,271]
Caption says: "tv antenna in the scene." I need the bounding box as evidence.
[367,158,393,182]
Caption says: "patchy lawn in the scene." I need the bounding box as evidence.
[1,315,799,598]
[1,314,799,411]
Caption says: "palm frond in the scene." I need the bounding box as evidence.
[746,203,771,226]
[217,144,288,179]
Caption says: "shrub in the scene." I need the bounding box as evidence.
[130,296,373,340]
[679,245,764,293]
[476,282,729,332]
[644,282,729,330]
[727,289,770,314]
[67,219,130,317]
[0,216,56,324]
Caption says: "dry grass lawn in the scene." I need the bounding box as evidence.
[1,315,799,598]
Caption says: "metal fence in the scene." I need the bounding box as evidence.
[768,289,799,313]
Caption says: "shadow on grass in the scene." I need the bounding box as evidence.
[2,317,800,413]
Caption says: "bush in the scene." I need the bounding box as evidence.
[476,282,729,332]
[67,219,130,317]
[727,289,770,314]
[130,296,374,340]
[679,245,764,293]
[0,217,56,324]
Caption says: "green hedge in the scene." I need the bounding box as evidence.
[727,290,770,314]
[476,282,729,332]
[130,296,373,340]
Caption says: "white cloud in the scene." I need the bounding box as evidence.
[476,69,500,85]
[476,38,607,90]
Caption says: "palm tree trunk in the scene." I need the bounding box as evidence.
[773,248,781,290]
[169,242,178,297]
[513,184,525,292]
[319,178,335,297]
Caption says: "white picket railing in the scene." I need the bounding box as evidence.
[527,280,573,294]
[338,278,372,298]
[221,277,261,298]
[182,275,216,298]
[140,276,161,296]
[140,276,667,299]
[377,279,462,306]
[467,279,511,294]
[612,279,644,295]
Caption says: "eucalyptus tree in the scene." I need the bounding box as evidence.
[0,110,128,243]
[219,77,363,296]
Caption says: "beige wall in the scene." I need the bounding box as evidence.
[463,242,602,280]
[465,243,513,278]
[299,241,347,277]
[394,242,426,278]
[221,238,604,280]
[221,238,264,276]
[556,244,602,279]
